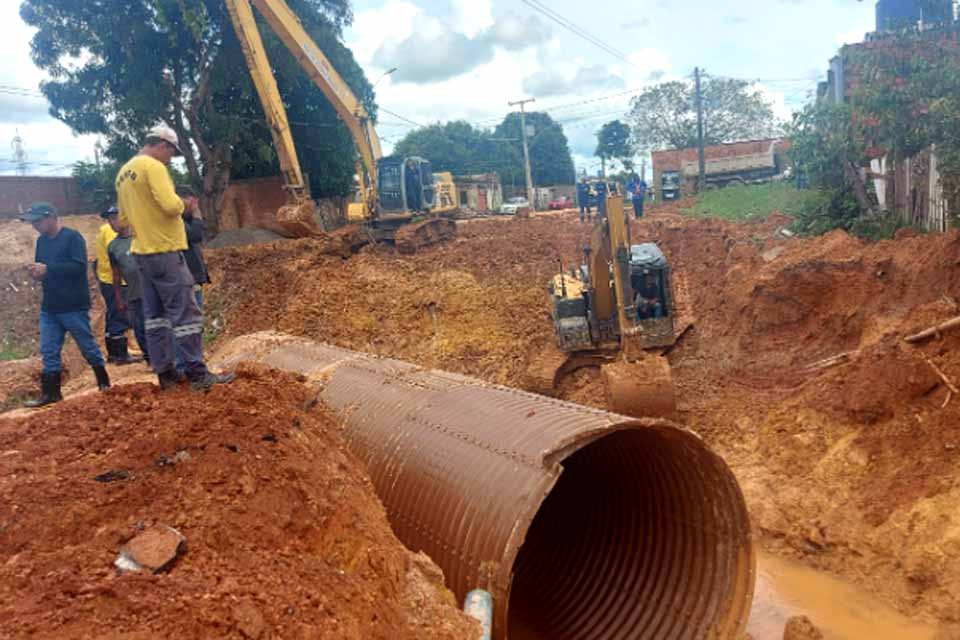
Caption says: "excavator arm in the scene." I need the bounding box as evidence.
[224,0,382,233]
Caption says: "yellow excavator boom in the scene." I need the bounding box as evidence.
[224,0,382,231]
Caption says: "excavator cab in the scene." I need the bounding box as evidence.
[377,156,436,215]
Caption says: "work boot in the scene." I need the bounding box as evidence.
[23,372,63,408]
[93,365,111,391]
[157,368,184,391]
[189,371,237,393]
[107,336,141,365]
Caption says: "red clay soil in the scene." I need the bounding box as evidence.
[0,365,477,639]
[203,207,960,627]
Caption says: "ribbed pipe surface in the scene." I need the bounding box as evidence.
[217,333,755,639]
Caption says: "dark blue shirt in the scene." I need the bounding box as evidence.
[35,227,90,313]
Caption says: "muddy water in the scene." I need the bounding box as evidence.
[747,550,938,640]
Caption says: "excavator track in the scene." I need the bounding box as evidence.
[394,218,457,254]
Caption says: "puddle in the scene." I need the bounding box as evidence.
[747,550,939,640]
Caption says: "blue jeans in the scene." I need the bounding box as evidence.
[40,310,106,374]
[175,288,204,374]
[99,281,130,339]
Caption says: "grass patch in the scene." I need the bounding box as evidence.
[683,182,831,223]
[1,333,30,361]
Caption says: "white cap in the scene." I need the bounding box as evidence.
[145,124,183,156]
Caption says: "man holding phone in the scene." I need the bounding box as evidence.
[115,124,234,392]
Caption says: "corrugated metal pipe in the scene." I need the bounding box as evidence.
[219,333,755,639]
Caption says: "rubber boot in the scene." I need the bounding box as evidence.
[23,372,63,408]
[107,336,140,365]
[189,371,237,392]
[93,365,111,391]
[158,368,184,391]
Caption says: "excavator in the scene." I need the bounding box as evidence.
[529,184,686,418]
[224,0,455,252]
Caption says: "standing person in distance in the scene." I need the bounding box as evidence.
[173,186,211,378]
[105,208,149,366]
[94,205,139,364]
[20,202,110,408]
[114,124,234,392]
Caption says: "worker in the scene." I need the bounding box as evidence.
[20,202,110,408]
[625,175,637,215]
[105,208,149,366]
[577,178,592,223]
[93,206,138,364]
[173,186,210,377]
[634,175,648,219]
[634,271,664,319]
[115,124,235,391]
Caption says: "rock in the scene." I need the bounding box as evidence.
[116,524,186,573]
[232,599,267,639]
[783,615,824,640]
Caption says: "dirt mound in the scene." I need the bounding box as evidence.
[200,208,960,627]
[206,217,593,386]
[0,366,477,639]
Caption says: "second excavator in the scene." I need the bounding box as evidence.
[528,184,689,418]
[225,0,455,252]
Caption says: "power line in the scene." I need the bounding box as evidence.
[518,0,634,66]
[379,107,423,128]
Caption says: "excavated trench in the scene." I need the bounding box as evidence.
[215,333,754,639]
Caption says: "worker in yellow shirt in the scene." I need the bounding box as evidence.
[115,124,234,392]
[93,206,138,365]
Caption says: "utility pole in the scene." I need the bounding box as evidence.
[94,139,104,172]
[11,129,28,176]
[695,67,706,193]
[509,98,536,207]
[640,157,647,182]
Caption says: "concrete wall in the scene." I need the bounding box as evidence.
[0,176,88,220]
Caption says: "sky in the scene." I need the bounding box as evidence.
[0,0,877,177]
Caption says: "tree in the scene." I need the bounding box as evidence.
[595,120,634,174]
[395,121,498,176]
[393,112,577,187]
[494,112,576,186]
[21,0,374,232]
[627,75,780,152]
[790,28,960,231]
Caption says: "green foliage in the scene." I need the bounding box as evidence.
[394,121,500,175]
[494,112,576,186]
[0,331,30,362]
[595,120,634,171]
[628,75,780,152]
[394,112,576,186]
[20,0,373,229]
[685,182,831,223]
[73,158,189,210]
[790,27,960,232]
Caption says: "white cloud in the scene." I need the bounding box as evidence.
[0,4,96,175]
[372,12,551,84]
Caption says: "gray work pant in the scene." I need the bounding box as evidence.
[136,251,207,378]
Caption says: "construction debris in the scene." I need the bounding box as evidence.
[116,524,186,574]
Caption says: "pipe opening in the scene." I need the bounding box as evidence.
[507,426,752,639]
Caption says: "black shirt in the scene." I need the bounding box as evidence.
[107,235,142,302]
[182,214,209,285]
[35,227,90,313]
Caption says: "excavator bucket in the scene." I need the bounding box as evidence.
[602,352,677,419]
[276,200,324,238]
[394,218,456,254]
